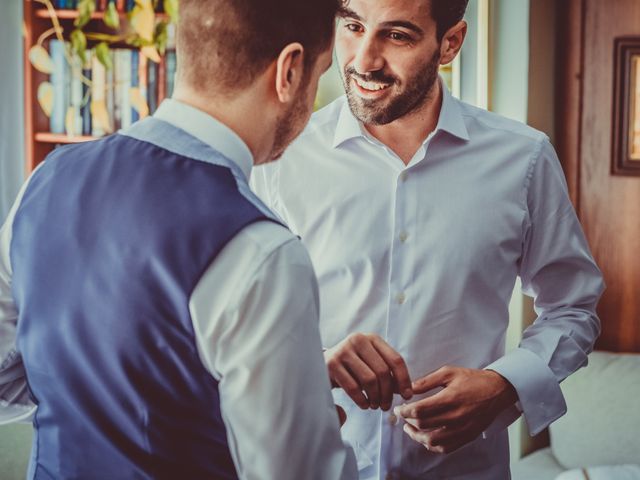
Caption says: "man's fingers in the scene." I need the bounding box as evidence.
[330,364,370,409]
[403,411,462,430]
[402,423,447,454]
[342,353,381,409]
[411,366,454,395]
[402,420,482,454]
[356,341,394,410]
[394,390,452,419]
[427,421,482,453]
[371,336,413,400]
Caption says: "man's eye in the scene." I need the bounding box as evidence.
[345,23,363,33]
[389,32,410,42]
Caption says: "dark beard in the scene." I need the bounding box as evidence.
[269,91,308,161]
[342,50,441,125]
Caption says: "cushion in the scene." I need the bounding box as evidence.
[550,351,640,468]
[555,464,640,480]
[511,447,565,480]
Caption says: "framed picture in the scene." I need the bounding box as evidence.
[612,37,640,175]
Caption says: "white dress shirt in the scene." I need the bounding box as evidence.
[251,84,604,479]
[0,99,357,480]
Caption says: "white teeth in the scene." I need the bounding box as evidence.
[354,78,390,91]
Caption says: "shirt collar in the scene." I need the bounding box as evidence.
[332,76,470,149]
[154,99,254,180]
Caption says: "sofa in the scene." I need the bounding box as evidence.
[512,351,640,479]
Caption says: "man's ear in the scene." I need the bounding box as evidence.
[439,20,467,65]
[275,42,305,104]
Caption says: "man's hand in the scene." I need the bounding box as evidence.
[394,366,518,454]
[324,333,413,411]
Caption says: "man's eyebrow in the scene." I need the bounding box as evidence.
[337,8,424,36]
[337,7,363,21]
[380,20,424,35]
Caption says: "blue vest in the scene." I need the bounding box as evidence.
[11,119,277,479]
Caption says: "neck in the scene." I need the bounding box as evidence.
[172,84,277,165]
[364,81,443,165]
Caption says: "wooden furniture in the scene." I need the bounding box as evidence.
[22,0,169,173]
[556,0,640,352]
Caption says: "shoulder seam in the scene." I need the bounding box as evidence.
[461,110,545,142]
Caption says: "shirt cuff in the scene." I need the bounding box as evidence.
[481,404,521,438]
[485,347,567,436]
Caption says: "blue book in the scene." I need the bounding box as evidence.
[130,49,139,122]
[147,60,157,114]
[166,50,176,98]
[81,57,92,135]
[49,40,67,134]
[126,0,135,12]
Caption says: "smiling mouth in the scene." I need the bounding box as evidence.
[353,77,392,92]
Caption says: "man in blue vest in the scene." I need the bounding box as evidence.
[0,0,357,478]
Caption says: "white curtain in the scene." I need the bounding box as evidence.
[0,0,25,222]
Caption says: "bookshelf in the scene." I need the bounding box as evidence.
[23,0,175,172]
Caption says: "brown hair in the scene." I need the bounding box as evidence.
[430,0,469,40]
[177,0,341,94]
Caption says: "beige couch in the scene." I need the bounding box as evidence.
[512,351,640,479]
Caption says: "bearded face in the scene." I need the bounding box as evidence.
[341,48,441,125]
[335,0,445,126]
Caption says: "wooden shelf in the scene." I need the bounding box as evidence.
[24,2,172,171]
[35,133,99,144]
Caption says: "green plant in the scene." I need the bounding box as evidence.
[28,0,179,133]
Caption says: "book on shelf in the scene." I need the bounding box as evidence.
[68,54,84,136]
[91,52,106,137]
[44,41,175,139]
[147,58,158,114]
[105,51,115,131]
[81,57,92,136]
[51,0,168,12]
[131,49,139,123]
[49,39,67,135]
[165,50,176,98]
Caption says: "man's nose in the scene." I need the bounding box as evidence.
[353,34,385,74]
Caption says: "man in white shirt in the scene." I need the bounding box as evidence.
[0,0,357,478]
[251,0,604,478]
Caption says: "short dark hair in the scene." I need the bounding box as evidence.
[430,0,469,40]
[177,0,340,94]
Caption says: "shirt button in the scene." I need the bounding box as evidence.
[388,413,398,426]
[396,292,406,305]
[399,172,408,182]
[399,231,409,243]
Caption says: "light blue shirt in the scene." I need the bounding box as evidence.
[251,84,604,480]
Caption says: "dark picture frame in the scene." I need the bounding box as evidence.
[612,37,640,175]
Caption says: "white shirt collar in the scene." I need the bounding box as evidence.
[332,76,470,149]
[154,99,254,181]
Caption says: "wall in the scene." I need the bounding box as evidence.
[0,0,25,222]
[487,0,551,463]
